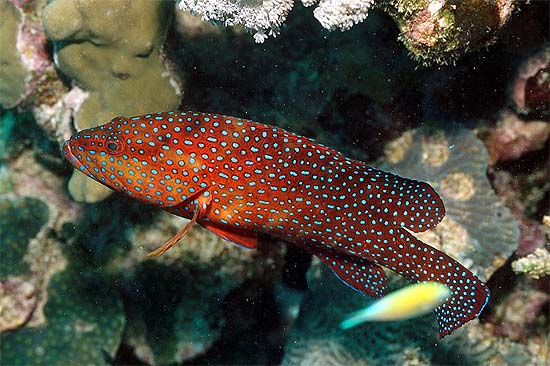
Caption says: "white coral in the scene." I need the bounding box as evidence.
[177,0,378,42]
[178,0,295,42]
[311,0,375,31]
[512,248,550,280]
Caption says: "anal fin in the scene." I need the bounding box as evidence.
[298,243,387,298]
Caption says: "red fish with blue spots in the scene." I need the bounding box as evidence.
[63,111,490,337]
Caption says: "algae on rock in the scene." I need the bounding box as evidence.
[42,0,182,203]
[0,269,125,366]
[0,197,49,278]
[383,0,516,65]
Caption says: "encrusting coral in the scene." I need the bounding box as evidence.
[509,46,550,119]
[0,0,26,108]
[42,0,182,203]
[512,214,550,280]
[382,0,517,65]
[0,0,62,110]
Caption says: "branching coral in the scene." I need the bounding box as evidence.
[178,0,377,42]
[306,0,375,31]
[512,248,550,280]
[178,0,295,43]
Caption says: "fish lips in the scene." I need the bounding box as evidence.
[62,138,96,180]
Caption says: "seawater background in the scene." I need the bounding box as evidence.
[0,2,548,365]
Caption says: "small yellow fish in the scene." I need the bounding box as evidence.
[340,282,451,329]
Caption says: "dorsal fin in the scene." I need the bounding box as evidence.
[253,122,346,159]
[360,167,446,233]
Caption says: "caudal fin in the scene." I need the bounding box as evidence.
[394,228,490,337]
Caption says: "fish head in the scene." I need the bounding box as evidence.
[63,113,194,207]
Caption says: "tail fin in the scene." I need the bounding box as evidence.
[394,228,490,337]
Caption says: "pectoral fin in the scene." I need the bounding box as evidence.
[147,192,211,257]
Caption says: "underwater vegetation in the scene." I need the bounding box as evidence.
[0,0,548,365]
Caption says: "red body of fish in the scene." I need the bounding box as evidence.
[63,111,490,337]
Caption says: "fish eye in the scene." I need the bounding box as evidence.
[105,139,123,154]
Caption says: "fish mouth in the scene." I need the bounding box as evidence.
[62,139,95,179]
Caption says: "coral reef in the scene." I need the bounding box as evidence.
[511,215,550,281]
[281,126,536,365]
[172,5,418,163]
[0,110,287,364]
[0,196,49,278]
[0,269,125,365]
[512,247,550,280]
[0,196,49,332]
[0,115,126,363]
[178,0,518,64]
[382,0,516,65]
[282,260,532,366]
[381,126,519,280]
[0,0,25,108]
[485,112,549,165]
[509,46,550,119]
[306,0,375,31]
[116,212,286,364]
[1,0,547,364]
[0,0,64,110]
[42,0,182,203]
[179,0,294,43]
[487,278,549,364]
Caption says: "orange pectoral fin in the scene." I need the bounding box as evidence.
[147,191,212,257]
[202,222,258,249]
